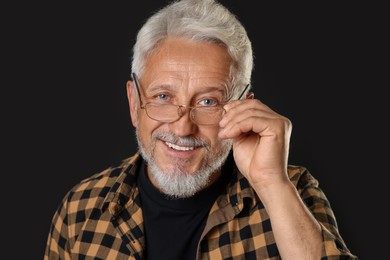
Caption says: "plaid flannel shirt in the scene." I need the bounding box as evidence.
[44,152,357,259]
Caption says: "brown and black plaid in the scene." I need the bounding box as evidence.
[44,152,357,259]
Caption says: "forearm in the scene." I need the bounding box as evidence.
[253,179,322,260]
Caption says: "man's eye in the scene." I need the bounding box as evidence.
[156,94,169,100]
[200,98,217,106]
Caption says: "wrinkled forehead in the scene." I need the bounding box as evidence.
[140,37,233,93]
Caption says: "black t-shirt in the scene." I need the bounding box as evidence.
[137,159,231,260]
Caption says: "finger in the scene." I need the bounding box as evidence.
[221,100,276,125]
[219,101,276,134]
[219,101,291,139]
[219,115,274,139]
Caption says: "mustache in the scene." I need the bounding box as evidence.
[152,131,210,148]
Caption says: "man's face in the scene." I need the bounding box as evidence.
[127,37,233,197]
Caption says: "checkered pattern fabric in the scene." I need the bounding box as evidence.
[44,152,357,259]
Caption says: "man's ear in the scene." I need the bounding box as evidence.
[126,80,138,127]
[247,91,255,99]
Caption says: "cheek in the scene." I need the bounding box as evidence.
[198,126,221,146]
[137,115,162,139]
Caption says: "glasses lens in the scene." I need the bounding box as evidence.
[191,107,225,125]
[145,103,180,122]
[144,103,225,125]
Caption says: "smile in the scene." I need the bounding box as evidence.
[165,141,195,151]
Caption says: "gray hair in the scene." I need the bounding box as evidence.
[131,0,253,100]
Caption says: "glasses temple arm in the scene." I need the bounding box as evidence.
[237,83,251,100]
[131,72,144,107]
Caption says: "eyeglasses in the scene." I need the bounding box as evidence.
[131,73,250,125]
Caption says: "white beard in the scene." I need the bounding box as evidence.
[135,129,232,198]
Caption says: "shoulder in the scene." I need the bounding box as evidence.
[287,164,320,190]
[62,153,141,208]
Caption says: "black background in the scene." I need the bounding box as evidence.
[3,1,386,259]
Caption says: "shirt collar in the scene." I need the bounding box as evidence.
[101,153,142,217]
[101,152,259,217]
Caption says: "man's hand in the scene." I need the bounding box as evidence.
[218,98,292,188]
[219,98,323,259]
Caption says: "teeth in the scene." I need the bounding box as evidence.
[166,142,195,151]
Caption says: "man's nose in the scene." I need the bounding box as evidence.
[168,106,197,136]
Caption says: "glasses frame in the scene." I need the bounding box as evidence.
[131,72,250,124]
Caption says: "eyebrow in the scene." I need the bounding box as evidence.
[146,84,227,97]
